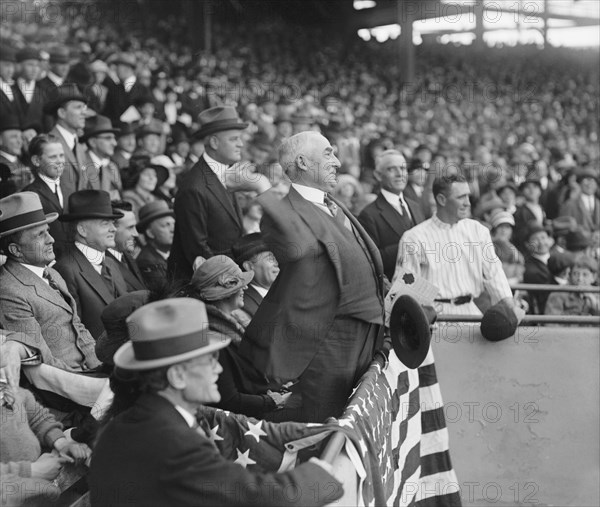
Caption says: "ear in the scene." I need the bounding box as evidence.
[208,135,219,151]
[7,242,21,259]
[166,364,187,390]
[435,193,447,208]
[295,154,309,172]
[76,222,87,238]
[57,106,67,121]
[373,170,382,183]
[30,155,41,168]
[242,260,253,273]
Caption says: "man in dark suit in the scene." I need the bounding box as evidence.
[232,232,280,325]
[0,45,22,123]
[136,200,174,291]
[168,106,248,282]
[522,223,556,314]
[12,47,44,132]
[404,158,432,218]
[513,178,546,253]
[107,200,146,292]
[23,134,69,257]
[54,190,128,339]
[36,46,71,132]
[45,84,89,208]
[90,298,342,507]
[559,167,600,234]
[239,131,385,423]
[358,149,424,280]
[0,114,32,196]
[102,52,150,124]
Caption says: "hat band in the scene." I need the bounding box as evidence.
[0,209,47,234]
[132,329,210,361]
[199,118,246,133]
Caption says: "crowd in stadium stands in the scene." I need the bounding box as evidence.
[0,8,599,503]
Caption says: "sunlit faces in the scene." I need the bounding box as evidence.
[440,181,471,221]
[521,182,541,203]
[117,133,136,154]
[139,133,161,156]
[178,351,223,405]
[136,168,158,193]
[32,141,65,180]
[9,223,55,267]
[20,58,40,81]
[375,153,408,195]
[570,266,596,286]
[526,230,551,256]
[89,133,117,158]
[114,211,138,254]
[146,216,175,249]
[580,176,598,196]
[492,223,513,243]
[77,218,117,251]
[304,134,341,193]
[209,130,244,165]
[244,251,279,290]
[58,100,87,131]
[0,129,23,156]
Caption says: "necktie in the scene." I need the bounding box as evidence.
[100,260,118,297]
[43,268,68,302]
[399,195,413,223]
[324,194,347,228]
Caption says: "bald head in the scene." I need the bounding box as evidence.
[278,132,341,192]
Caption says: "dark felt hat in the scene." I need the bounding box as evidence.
[0,114,21,133]
[82,115,120,141]
[547,252,575,276]
[136,200,174,233]
[16,47,40,62]
[576,167,598,183]
[49,46,70,64]
[116,121,137,137]
[60,190,124,222]
[43,83,87,115]
[136,121,163,138]
[249,131,272,152]
[232,233,270,267]
[524,222,547,241]
[481,298,522,342]
[408,158,429,173]
[112,52,136,68]
[566,228,592,252]
[518,178,542,192]
[192,106,248,139]
[389,295,436,369]
[0,45,17,63]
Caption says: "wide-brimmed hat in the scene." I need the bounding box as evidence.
[98,290,150,366]
[89,59,109,74]
[576,167,599,183]
[82,114,120,141]
[191,254,254,302]
[136,121,163,139]
[389,295,436,369]
[60,190,124,222]
[114,298,230,371]
[192,106,248,139]
[232,233,269,266]
[489,209,515,229]
[112,52,136,69]
[481,297,525,342]
[518,178,542,192]
[0,45,17,63]
[524,222,548,241]
[547,252,575,276]
[43,83,87,115]
[49,46,70,64]
[0,192,58,238]
[566,228,592,252]
[16,47,40,62]
[137,200,174,233]
[0,114,21,133]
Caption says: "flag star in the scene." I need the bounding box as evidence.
[244,420,267,443]
[350,403,362,416]
[209,424,224,442]
[234,448,256,468]
[337,418,354,428]
[359,438,368,456]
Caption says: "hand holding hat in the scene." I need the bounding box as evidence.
[480,297,525,342]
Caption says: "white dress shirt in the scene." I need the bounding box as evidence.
[17,78,35,103]
[75,241,105,274]
[55,124,78,152]
[108,248,123,262]
[250,284,269,298]
[123,76,137,93]
[21,263,48,284]
[381,188,412,218]
[0,78,14,101]
[0,151,17,164]
[291,183,330,215]
[396,214,513,315]
[39,173,64,207]
[47,71,64,87]
[582,194,596,214]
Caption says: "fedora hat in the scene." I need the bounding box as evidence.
[192,106,248,139]
[16,47,40,62]
[481,297,525,342]
[0,114,21,133]
[60,190,124,222]
[112,52,136,68]
[518,178,542,192]
[49,46,70,64]
[114,298,230,371]
[43,83,87,115]
[0,192,58,238]
[232,233,269,267]
[389,295,436,369]
[191,255,254,302]
[136,121,163,139]
[576,166,598,183]
[137,200,174,233]
[82,114,120,141]
[0,45,17,63]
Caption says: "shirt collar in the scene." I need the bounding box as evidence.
[20,263,47,281]
[123,75,137,93]
[108,248,122,262]
[292,183,326,205]
[47,72,64,87]
[380,188,404,208]
[174,405,196,428]
[89,150,109,168]
[532,253,551,264]
[75,241,105,266]
[251,284,269,298]
[202,152,228,186]
[39,173,61,188]
[0,151,17,163]
[56,124,78,150]
[431,213,456,230]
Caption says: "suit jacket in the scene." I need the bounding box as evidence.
[81,151,123,200]
[36,76,60,132]
[403,183,432,218]
[48,126,89,209]
[0,151,33,195]
[513,203,546,252]
[106,250,146,292]
[0,88,22,126]
[0,260,100,371]
[523,256,556,314]
[136,244,168,291]
[358,193,424,280]
[54,246,128,339]
[559,196,600,234]
[89,393,342,507]
[12,80,45,131]
[242,188,384,379]
[102,80,150,123]
[168,157,244,281]
[22,176,69,258]
[111,149,131,171]
[242,284,263,319]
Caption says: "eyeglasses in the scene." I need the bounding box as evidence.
[185,351,220,369]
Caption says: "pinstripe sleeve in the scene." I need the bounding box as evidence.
[480,224,513,304]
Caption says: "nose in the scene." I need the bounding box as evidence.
[214,361,223,375]
[45,231,55,244]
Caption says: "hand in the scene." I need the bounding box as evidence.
[0,338,27,388]
[54,438,92,465]
[267,390,292,409]
[30,453,71,481]
[224,161,272,193]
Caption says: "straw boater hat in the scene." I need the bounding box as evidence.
[113,298,230,371]
[0,192,58,238]
[191,255,254,302]
[192,106,248,140]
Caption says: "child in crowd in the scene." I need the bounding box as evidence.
[545,256,599,316]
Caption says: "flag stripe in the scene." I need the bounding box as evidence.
[417,363,438,387]
[421,406,446,434]
[420,450,454,476]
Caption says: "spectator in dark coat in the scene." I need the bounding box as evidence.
[523,223,556,314]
